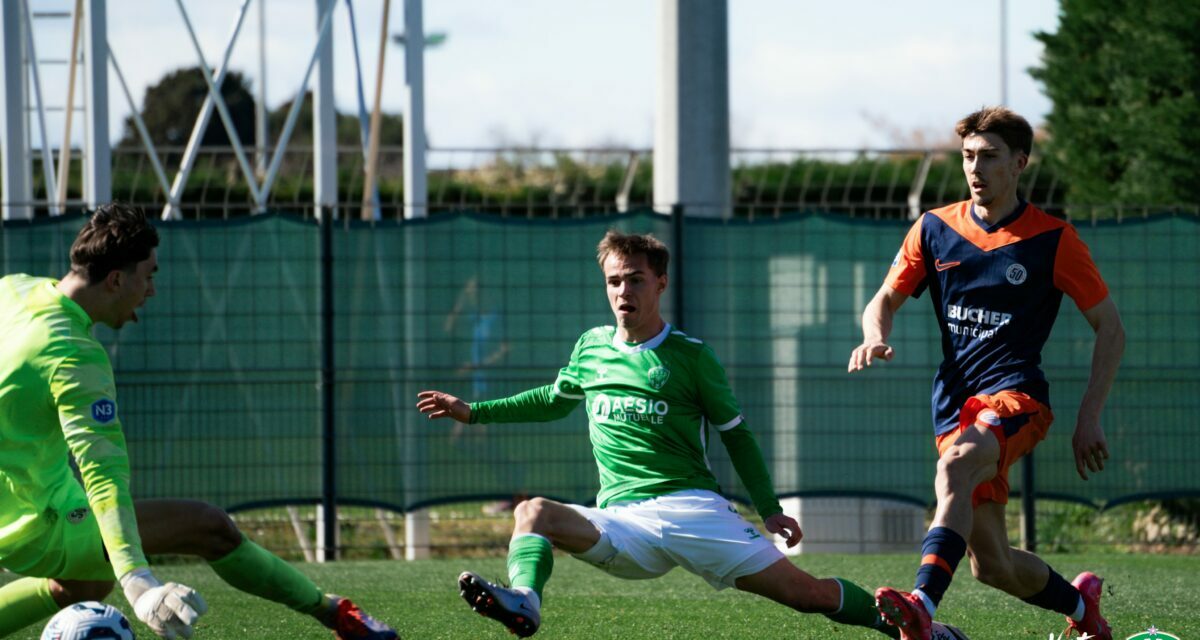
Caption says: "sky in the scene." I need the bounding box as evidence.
[29,0,1061,150]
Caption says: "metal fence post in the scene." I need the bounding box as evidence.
[318,206,338,561]
[1021,453,1036,551]
[671,203,685,329]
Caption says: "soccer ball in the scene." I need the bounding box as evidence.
[41,602,135,640]
[931,621,969,640]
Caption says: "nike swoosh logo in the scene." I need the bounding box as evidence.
[934,259,961,272]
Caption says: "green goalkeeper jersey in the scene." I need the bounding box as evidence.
[0,274,147,578]
[471,323,782,517]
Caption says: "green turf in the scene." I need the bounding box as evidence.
[4,553,1195,639]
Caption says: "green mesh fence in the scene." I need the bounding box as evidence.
[1,210,1195,512]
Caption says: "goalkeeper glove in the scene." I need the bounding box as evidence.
[120,568,208,639]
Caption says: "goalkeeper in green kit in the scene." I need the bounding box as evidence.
[0,204,396,639]
[417,230,897,638]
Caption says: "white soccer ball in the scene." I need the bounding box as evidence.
[41,602,135,640]
[931,621,969,640]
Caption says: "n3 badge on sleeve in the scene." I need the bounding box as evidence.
[91,398,117,423]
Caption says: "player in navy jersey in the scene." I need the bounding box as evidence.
[847,107,1125,640]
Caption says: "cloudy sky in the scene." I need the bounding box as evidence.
[31,0,1059,150]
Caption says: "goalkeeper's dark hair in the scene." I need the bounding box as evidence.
[596,230,670,277]
[955,106,1033,156]
[70,203,160,284]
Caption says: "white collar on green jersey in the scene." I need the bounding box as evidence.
[611,322,672,354]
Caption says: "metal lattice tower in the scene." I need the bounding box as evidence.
[0,0,426,223]
[1,0,109,219]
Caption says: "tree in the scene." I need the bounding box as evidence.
[268,92,404,147]
[1031,0,1200,207]
[121,67,256,147]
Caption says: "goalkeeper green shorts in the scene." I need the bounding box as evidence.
[0,483,114,582]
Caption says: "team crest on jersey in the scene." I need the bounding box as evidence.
[1005,263,1028,285]
[67,507,89,524]
[1125,627,1181,640]
[647,366,671,390]
[91,399,116,423]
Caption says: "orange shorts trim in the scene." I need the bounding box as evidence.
[935,390,1053,507]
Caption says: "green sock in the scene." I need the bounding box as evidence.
[0,577,59,637]
[507,534,553,600]
[825,578,899,638]
[208,536,328,617]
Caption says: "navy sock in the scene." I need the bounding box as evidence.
[913,526,967,608]
[1022,568,1081,616]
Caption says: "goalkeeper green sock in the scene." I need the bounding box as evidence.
[209,536,327,616]
[0,577,59,637]
[825,577,899,638]
[507,534,554,601]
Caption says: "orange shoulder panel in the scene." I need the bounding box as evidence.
[884,216,927,296]
[1054,225,1109,310]
[929,201,1067,252]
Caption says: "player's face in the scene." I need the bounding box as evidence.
[961,132,1027,209]
[603,252,666,339]
[110,250,158,329]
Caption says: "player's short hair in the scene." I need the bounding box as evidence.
[955,106,1033,156]
[70,203,160,284]
[596,230,670,277]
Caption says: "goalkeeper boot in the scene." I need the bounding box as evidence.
[329,596,399,640]
[1064,572,1111,640]
[875,587,932,640]
[458,571,540,638]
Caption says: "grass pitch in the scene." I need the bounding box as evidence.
[5,553,1195,639]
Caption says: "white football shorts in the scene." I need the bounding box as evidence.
[567,489,783,590]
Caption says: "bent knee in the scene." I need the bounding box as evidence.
[937,446,972,476]
[937,446,994,483]
[196,503,243,559]
[51,579,114,606]
[514,497,549,524]
[513,497,563,534]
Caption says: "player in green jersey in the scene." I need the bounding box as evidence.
[0,204,396,639]
[417,230,897,638]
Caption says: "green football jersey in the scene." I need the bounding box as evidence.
[473,323,780,513]
[557,324,744,507]
[0,274,147,578]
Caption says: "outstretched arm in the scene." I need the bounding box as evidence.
[1072,296,1125,480]
[417,385,581,425]
[847,284,909,372]
[416,390,472,422]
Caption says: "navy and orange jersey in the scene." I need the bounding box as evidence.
[885,200,1109,435]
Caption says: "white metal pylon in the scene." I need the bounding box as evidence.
[54,0,83,212]
[162,0,337,219]
[1,0,108,218]
[0,0,31,219]
[0,0,384,220]
[21,0,59,215]
[161,0,255,220]
[172,0,263,211]
[82,0,110,208]
[262,0,337,214]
